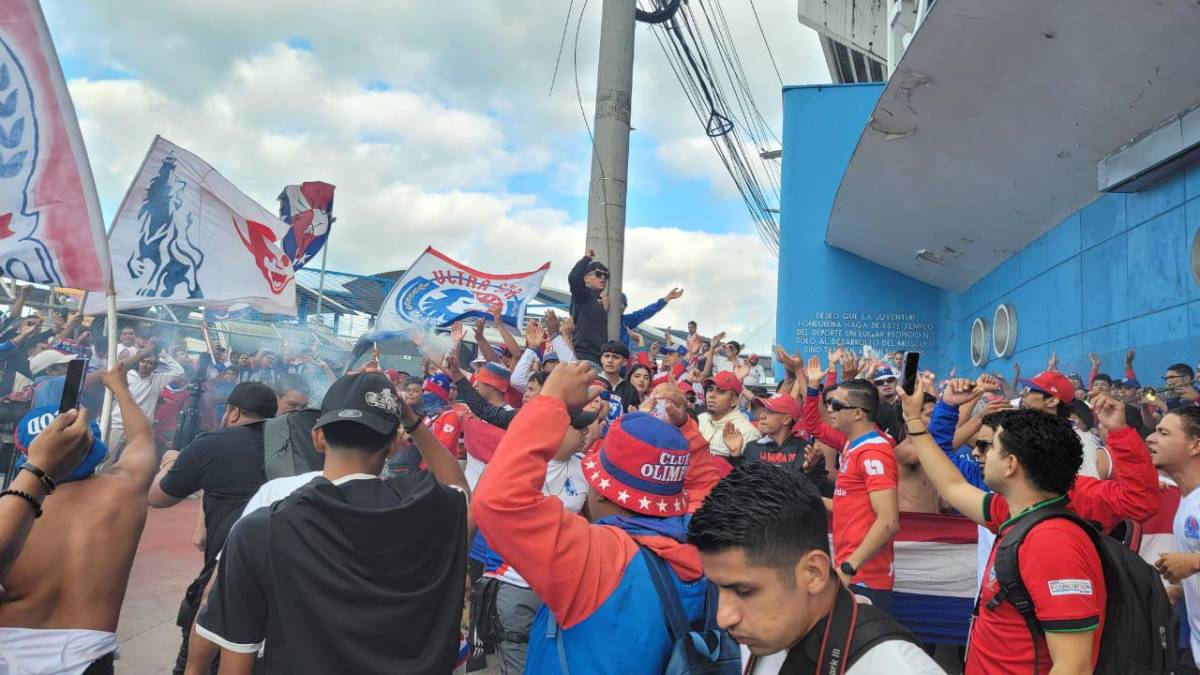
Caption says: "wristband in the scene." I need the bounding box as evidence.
[1,489,42,518]
[906,429,929,437]
[402,418,422,434]
[18,462,55,495]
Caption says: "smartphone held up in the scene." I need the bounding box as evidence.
[901,352,920,396]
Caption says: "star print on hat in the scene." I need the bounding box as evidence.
[583,412,690,517]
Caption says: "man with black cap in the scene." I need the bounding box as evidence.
[148,380,279,675]
[197,371,470,674]
[567,248,610,364]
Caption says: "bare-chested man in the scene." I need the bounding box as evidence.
[893,392,940,513]
[0,363,156,674]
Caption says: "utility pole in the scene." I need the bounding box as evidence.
[585,0,636,340]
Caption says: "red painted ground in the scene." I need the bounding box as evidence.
[116,499,204,673]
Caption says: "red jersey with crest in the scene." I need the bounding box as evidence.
[832,430,898,589]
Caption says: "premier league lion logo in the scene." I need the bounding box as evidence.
[127,154,205,298]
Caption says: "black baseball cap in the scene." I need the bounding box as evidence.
[226,382,278,419]
[586,260,609,274]
[314,372,402,435]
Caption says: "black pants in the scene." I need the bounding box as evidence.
[173,560,218,675]
[82,653,114,675]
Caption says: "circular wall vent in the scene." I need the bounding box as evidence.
[992,303,1018,359]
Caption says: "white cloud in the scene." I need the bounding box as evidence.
[49,2,816,352]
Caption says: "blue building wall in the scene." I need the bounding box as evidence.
[946,159,1200,383]
[778,82,1200,384]
[777,84,947,375]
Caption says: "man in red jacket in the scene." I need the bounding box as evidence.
[474,363,724,673]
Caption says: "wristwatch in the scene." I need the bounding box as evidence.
[839,561,856,577]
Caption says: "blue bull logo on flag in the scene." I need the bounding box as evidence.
[277,181,335,270]
[371,247,550,337]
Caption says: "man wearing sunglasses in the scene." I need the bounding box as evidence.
[801,359,900,613]
[567,249,611,365]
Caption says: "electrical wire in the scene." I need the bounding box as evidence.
[639,0,782,254]
[748,0,784,87]
[548,0,577,96]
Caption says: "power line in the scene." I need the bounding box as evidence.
[548,0,578,96]
[748,0,784,87]
[641,0,782,254]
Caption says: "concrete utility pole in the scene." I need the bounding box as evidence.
[584,0,636,340]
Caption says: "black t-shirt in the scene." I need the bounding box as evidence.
[741,434,834,497]
[612,379,641,412]
[198,474,468,675]
[159,422,268,564]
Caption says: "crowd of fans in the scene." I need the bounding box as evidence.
[1,248,1200,674]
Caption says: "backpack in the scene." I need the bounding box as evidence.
[263,409,322,481]
[990,504,1177,675]
[638,544,741,675]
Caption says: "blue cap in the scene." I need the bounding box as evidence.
[659,344,687,356]
[14,406,107,483]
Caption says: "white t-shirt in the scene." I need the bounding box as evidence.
[239,471,323,519]
[742,639,945,674]
[1076,429,1110,480]
[698,410,761,457]
[1174,486,1200,660]
[743,364,766,386]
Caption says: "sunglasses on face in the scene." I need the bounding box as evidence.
[876,378,897,385]
[827,399,863,413]
[974,439,993,453]
[591,270,608,279]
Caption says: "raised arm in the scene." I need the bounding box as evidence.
[491,305,523,361]
[801,356,847,450]
[105,362,158,490]
[902,377,987,524]
[400,393,469,499]
[0,407,92,580]
[472,318,501,365]
[567,252,592,299]
[1071,392,1160,528]
[474,364,634,629]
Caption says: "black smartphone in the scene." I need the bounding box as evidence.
[58,358,87,414]
[901,351,921,396]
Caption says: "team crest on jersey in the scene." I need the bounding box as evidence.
[1186,515,1200,540]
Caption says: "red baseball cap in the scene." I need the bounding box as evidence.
[1018,371,1076,404]
[752,393,802,420]
[703,371,743,394]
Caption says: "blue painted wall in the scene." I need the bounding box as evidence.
[945,158,1200,384]
[776,84,947,375]
[778,83,1200,384]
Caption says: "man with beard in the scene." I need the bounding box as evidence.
[148,381,279,675]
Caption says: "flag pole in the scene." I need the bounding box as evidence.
[313,242,329,323]
[99,291,118,442]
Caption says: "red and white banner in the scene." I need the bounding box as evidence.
[0,0,109,290]
[86,136,296,314]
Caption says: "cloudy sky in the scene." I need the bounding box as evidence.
[42,1,829,351]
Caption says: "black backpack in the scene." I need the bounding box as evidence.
[263,409,322,480]
[990,504,1177,675]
